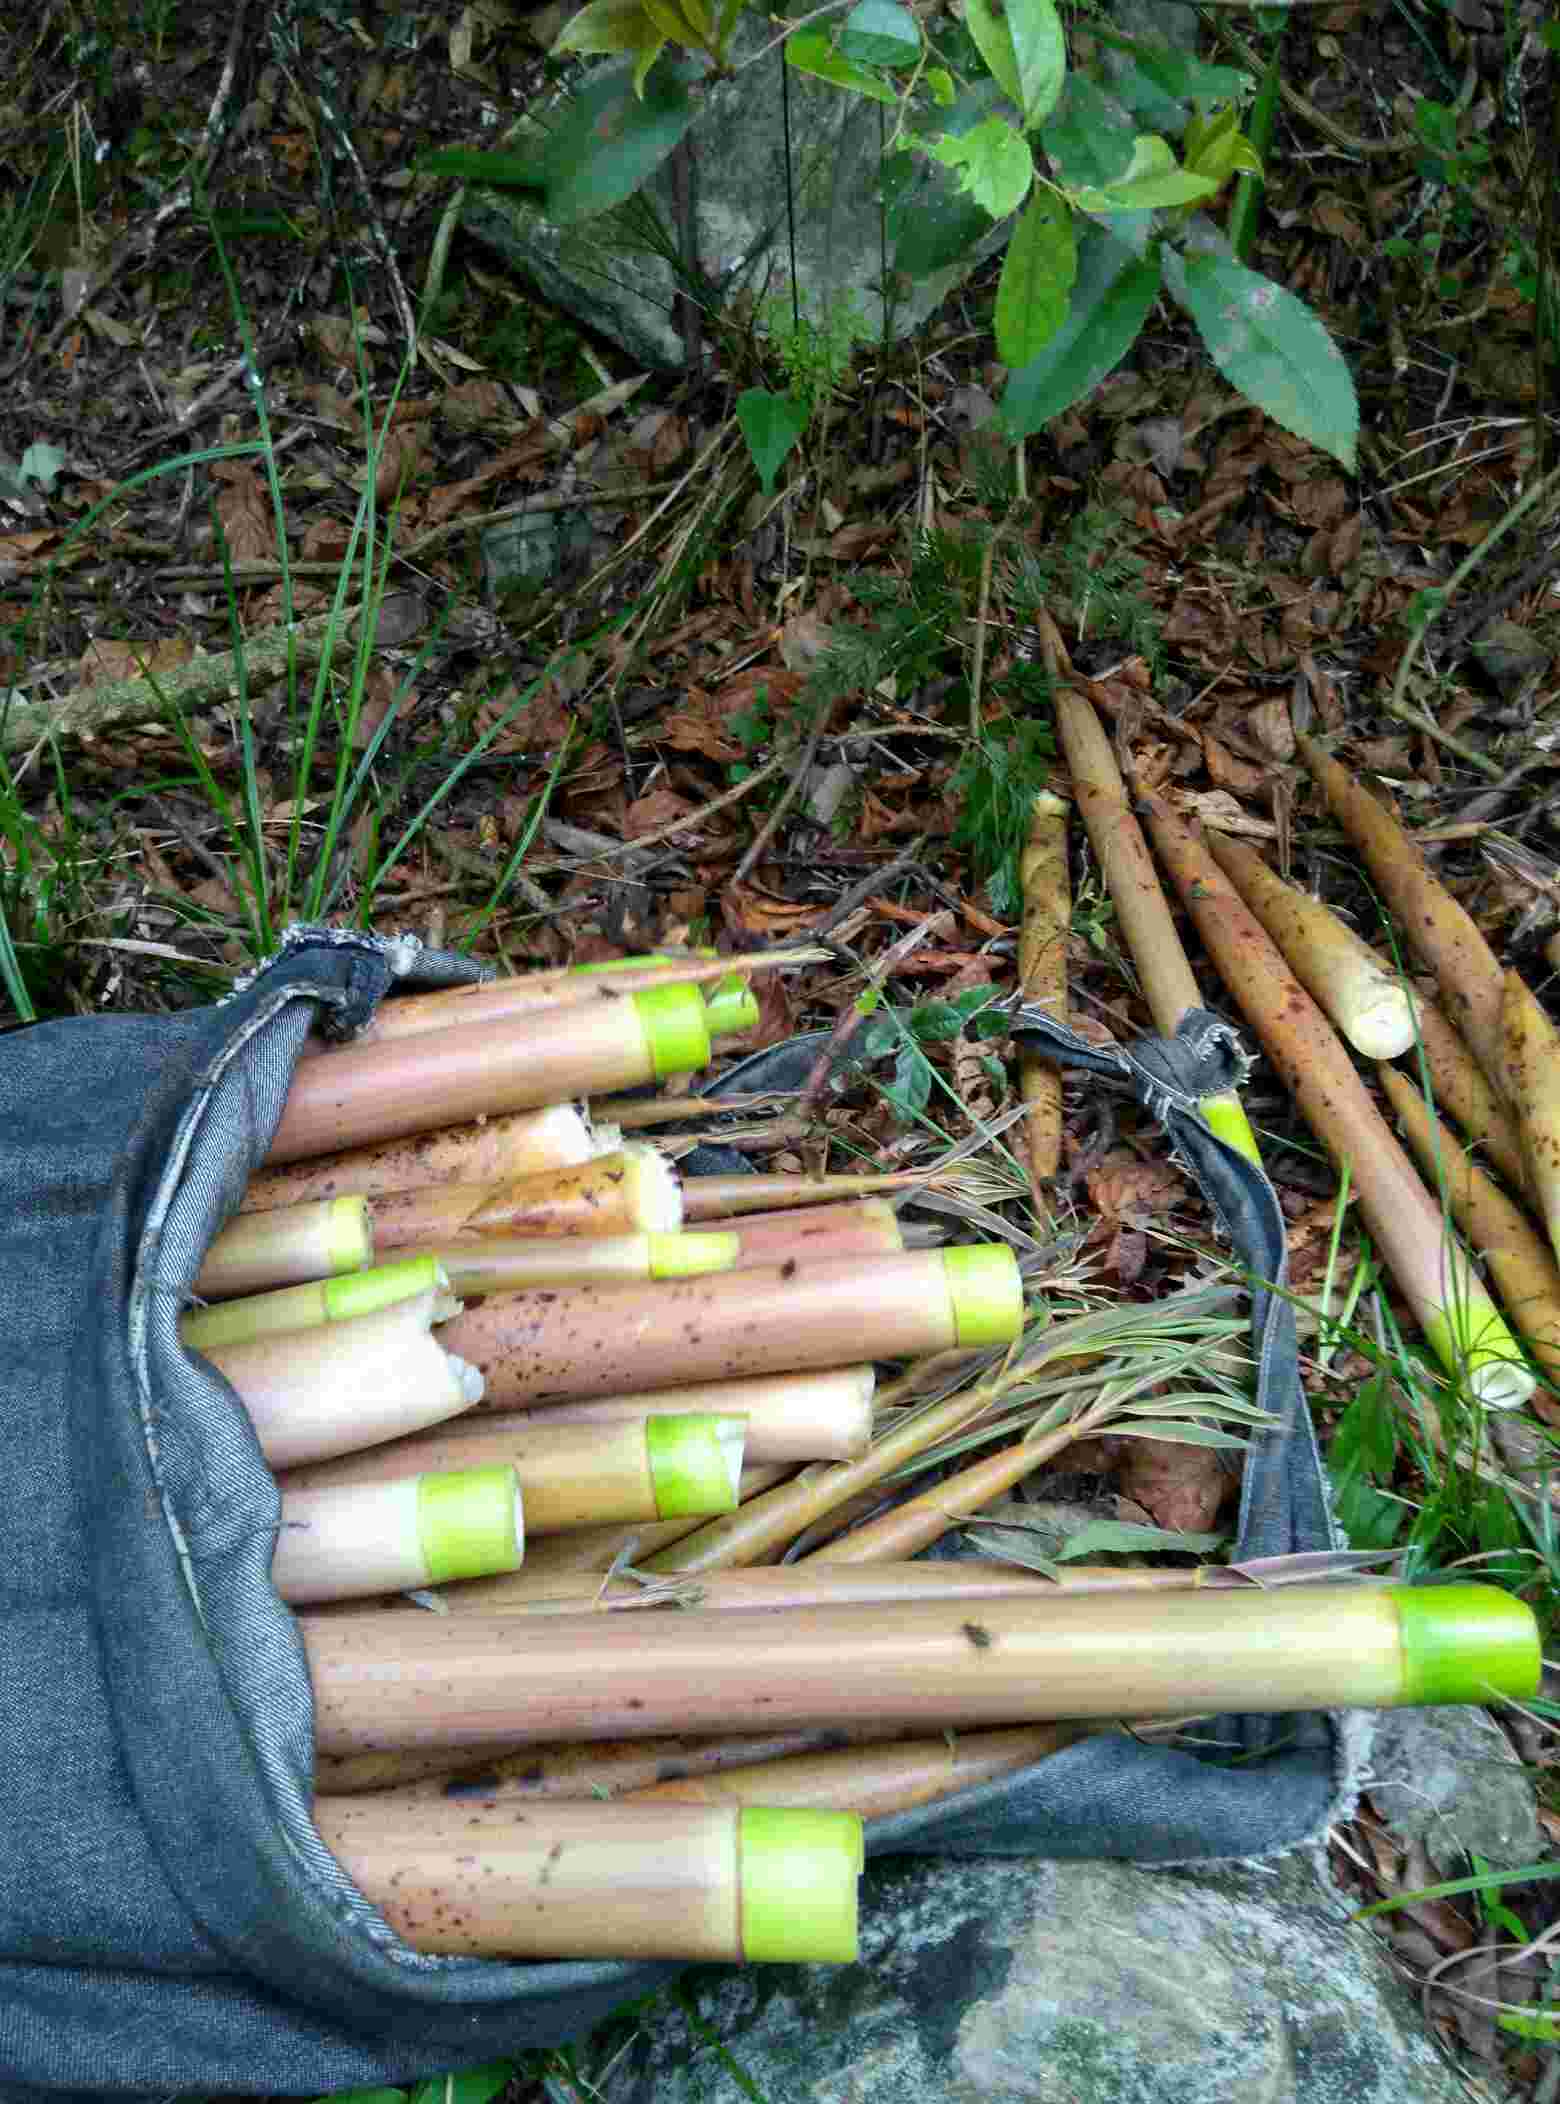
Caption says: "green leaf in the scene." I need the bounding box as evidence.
[927,66,956,105]
[885,1041,933,1118]
[541,59,695,221]
[1001,224,1160,439]
[553,0,667,83]
[735,389,810,493]
[839,0,921,68]
[995,188,1076,365]
[1005,0,1067,126]
[921,117,1033,220]
[1075,133,1221,211]
[785,26,898,103]
[1055,1520,1225,1558]
[417,146,547,192]
[883,146,994,277]
[1164,249,1359,471]
[1113,43,1249,110]
[963,0,1023,108]
[1039,74,1136,190]
[408,2067,517,2104]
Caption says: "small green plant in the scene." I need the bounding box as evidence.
[850,982,1011,1122]
[734,292,876,490]
[436,0,1360,473]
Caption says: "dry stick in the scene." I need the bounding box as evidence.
[368,1146,683,1252]
[1141,797,1534,1410]
[1296,733,1510,1094]
[1389,989,1532,1200]
[411,1559,1224,1617]
[803,1376,1136,1564]
[301,1582,1540,1757]
[1206,830,1418,1058]
[1017,790,1070,1191]
[623,1723,1095,1819]
[1499,969,1560,1271]
[266,987,711,1166]
[240,1105,597,1215]
[280,1413,747,1533]
[1379,1065,1560,1389]
[678,1169,938,1220]
[441,1245,1022,1411]
[1052,688,1260,1164]
[317,1724,913,1803]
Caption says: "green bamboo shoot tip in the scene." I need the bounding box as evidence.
[1419,1297,1536,1413]
[738,1807,862,1963]
[632,984,712,1078]
[1391,1583,1540,1705]
[322,1255,447,1321]
[646,1414,747,1517]
[417,1464,525,1586]
[647,1230,739,1279]
[181,1255,448,1352]
[703,976,760,1038]
[942,1245,1024,1348]
[1199,1091,1262,1166]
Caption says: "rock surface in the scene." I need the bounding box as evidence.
[1367,1705,1545,1874]
[460,43,1001,371]
[598,1849,1480,2104]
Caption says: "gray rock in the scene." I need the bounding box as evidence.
[597,1849,1475,2104]
[459,44,1003,372]
[1367,1706,1544,1873]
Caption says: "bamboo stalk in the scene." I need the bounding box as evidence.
[432,1367,876,1466]
[194,1196,371,1301]
[678,1170,936,1221]
[368,1146,683,1252]
[1018,789,1071,1187]
[625,1723,1092,1818]
[313,1795,862,1962]
[330,953,757,1047]
[1053,689,1260,1163]
[302,1583,1540,1755]
[273,1464,523,1604]
[440,1246,1023,1411]
[1390,990,1532,1199]
[1142,797,1534,1409]
[316,1725,912,1803]
[1379,1065,1560,1387]
[405,1559,1213,1616]
[1500,970,1560,1272]
[266,987,711,1166]
[201,1288,482,1467]
[1296,733,1509,1092]
[1207,831,1417,1058]
[241,1105,596,1215]
[423,1230,736,1296]
[181,1255,450,1353]
[280,1414,746,1532]
[691,1198,904,1269]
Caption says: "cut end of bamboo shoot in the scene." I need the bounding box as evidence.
[1391,1582,1540,1704]
[942,1245,1024,1348]
[633,984,713,1078]
[738,1807,862,1964]
[1420,1294,1537,1411]
[195,1194,373,1300]
[418,1464,526,1585]
[646,1415,747,1518]
[647,1231,738,1278]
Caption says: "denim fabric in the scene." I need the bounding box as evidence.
[0,945,1349,2101]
